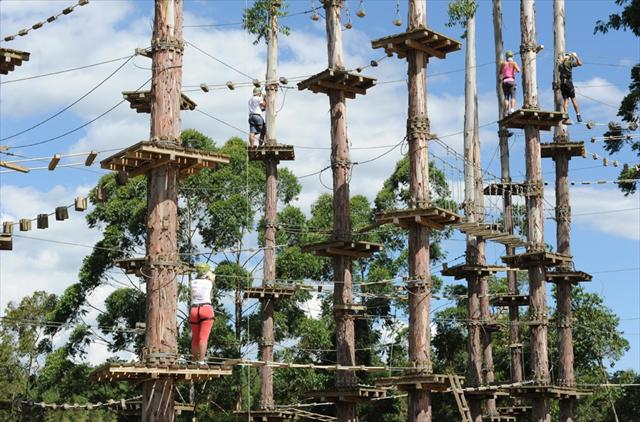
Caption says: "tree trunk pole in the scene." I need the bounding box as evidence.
[492,0,524,386]
[520,1,550,420]
[322,1,357,421]
[463,10,483,422]
[552,2,575,420]
[406,2,433,421]
[143,1,183,420]
[260,1,280,411]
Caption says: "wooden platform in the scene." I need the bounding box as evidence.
[375,207,461,230]
[375,373,455,392]
[114,257,192,277]
[247,144,295,162]
[100,140,229,179]
[472,320,504,333]
[489,294,529,307]
[244,285,296,300]
[297,68,376,99]
[509,384,591,399]
[540,141,585,158]
[484,182,529,197]
[91,362,231,383]
[305,386,387,403]
[501,251,572,269]
[465,389,509,399]
[234,409,296,421]
[0,234,12,251]
[301,240,382,259]
[0,48,30,74]
[498,109,567,131]
[455,222,527,247]
[545,270,593,284]
[441,263,506,280]
[122,91,197,113]
[371,27,461,60]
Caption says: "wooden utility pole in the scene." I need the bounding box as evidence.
[405,1,434,420]
[143,0,183,420]
[492,0,524,386]
[324,1,357,420]
[520,0,550,420]
[259,0,280,411]
[552,1,576,420]
[463,9,484,421]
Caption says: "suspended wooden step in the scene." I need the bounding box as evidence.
[247,144,295,162]
[121,401,194,416]
[100,140,229,179]
[540,141,586,159]
[501,251,572,269]
[455,222,528,247]
[545,270,593,284]
[301,240,382,259]
[371,27,461,60]
[334,303,368,315]
[482,414,516,422]
[234,409,296,422]
[483,182,530,197]
[496,406,531,417]
[375,206,461,230]
[509,384,592,399]
[297,68,376,99]
[498,109,567,131]
[489,294,529,307]
[0,47,30,74]
[305,385,387,403]
[289,409,336,422]
[375,373,454,392]
[441,263,506,280]
[91,362,232,383]
[0,234,13,251]
[243,284,296,300]
[114,257,192,277]
[122,91,197,113]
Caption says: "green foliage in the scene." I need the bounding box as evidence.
[595,0,640,194]
[446,0,477,36]
[242,0,291,45]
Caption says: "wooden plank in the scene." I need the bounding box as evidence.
[404,39,445,59]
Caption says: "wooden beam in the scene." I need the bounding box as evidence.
[85,150,98,166]
[404,39,445,59]
[316,80,365,96]
[0,161,30,173]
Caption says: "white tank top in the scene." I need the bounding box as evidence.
[191,278,212,305]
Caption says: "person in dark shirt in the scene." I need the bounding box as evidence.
[558,51,583,123]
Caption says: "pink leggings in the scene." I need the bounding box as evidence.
[189,304,215,355]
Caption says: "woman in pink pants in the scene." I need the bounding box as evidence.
[189,264,215,364]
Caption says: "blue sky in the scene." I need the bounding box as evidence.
[1,0,638,372]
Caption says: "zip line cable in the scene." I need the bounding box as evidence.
[6,77,152,150]
[0,55,135,142]
[0,54,134,85]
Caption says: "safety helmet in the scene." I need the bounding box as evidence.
[253,87,262,95]
[506,50,514,58]
[194,263,211,277]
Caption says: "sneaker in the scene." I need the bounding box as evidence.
[563,118,574,125]
[197,360,207,366]
[509,108,515,114]
[576,114,582,123]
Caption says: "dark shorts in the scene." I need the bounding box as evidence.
[560,79,575,99]
[502,80,516,100]
[249,114,265,134]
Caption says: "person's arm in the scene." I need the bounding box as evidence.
[514,62,521,73]
[572,52,582,67]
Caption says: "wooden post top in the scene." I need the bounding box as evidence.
[371,27,461,60]
[0,47,30,75]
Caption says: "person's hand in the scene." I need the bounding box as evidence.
[570,52,577,58]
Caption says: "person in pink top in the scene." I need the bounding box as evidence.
[500,50,521,115]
